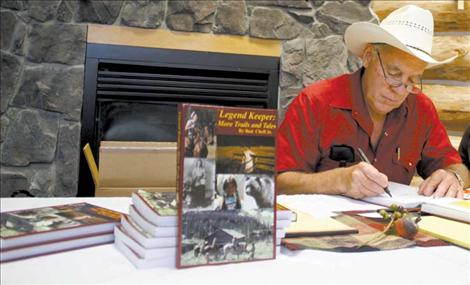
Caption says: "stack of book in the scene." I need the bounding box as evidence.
[276,204,296,244]
[1,203,121,263]
[114,190,178,269]
[114,190,296,268]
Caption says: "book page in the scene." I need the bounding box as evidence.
[421,199,470,223]
[362,182,434,208]
[278,194,384,218]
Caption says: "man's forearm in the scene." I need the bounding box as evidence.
[445,163,470,188]
[277,169,348,195]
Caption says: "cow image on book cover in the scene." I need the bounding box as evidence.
[176,104,277,268]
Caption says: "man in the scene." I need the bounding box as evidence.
[277,5,469,199]
[458,125,470,170]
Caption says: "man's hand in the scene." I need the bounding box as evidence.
[342,162,388,199]
[418,169,463,198]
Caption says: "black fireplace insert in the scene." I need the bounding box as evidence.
[78,43,280,196]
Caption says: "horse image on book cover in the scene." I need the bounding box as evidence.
[177,104,277,268]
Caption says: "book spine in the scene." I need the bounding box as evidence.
[273,111,279,258]
[175,103,184,268]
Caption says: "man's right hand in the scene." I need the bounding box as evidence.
[341,162,389,199]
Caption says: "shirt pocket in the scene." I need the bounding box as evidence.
[392,147,420,176]
[316,156,357,172]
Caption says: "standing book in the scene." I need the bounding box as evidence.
[176,104,277,268]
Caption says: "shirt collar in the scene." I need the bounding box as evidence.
[330,68,409,118]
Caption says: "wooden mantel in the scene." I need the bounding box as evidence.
[87,24,281,57]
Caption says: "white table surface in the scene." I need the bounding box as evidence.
[1,197,469,285]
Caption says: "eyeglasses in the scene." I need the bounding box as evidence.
[375,49,422,94]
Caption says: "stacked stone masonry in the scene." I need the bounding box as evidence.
[0,0,374,197]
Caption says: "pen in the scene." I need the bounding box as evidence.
[357,148,392,197]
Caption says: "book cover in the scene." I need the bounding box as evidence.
[132,190,178,226]
[1,203,121,249]
[176,104,277,268]
[421,199,470,224]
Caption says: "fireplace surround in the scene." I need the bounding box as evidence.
[78,25,280,196]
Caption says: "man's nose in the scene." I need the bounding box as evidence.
[391,84,409,96]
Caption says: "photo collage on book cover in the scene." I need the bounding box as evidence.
[1,203,119,238]
[180,106,276,266]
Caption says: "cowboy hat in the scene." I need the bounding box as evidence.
[344,5,459,68]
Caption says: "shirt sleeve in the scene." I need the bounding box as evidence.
[276,90,321,173]
[417,98,462,178]
[458,125,470,169]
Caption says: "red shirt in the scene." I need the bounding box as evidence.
[277,69,461,185]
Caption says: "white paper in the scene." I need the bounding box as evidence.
[362,182,435,208]
[277,194,383,218]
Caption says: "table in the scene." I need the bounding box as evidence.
[1,197,469,284]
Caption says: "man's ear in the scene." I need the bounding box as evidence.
[362,44,374,68]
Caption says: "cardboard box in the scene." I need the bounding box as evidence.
[84,141,177,197]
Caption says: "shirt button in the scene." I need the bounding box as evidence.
[384,131,389,137]
[408,162,412,167]
[374,158,378,162]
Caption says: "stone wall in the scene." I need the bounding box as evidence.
[0,0,376,197]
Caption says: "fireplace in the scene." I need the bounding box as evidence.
[78,26,280,196]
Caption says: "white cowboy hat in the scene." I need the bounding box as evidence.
[344,5,459,68]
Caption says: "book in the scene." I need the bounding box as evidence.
[128,205,177,238]
[283,210,358,238]
[120,214,177,248]
[419,216,470,249]
[114,240,176,269]
[421,199,470,224]
[362,182,434,208]
[276,219,293,229]
[176,104,277,268]
[131,190,178,227]
[114,225,176,259]
[276,203,297,221]
[120,212,285,259]
[130,190,294,229]
[1,232,114,263]
[1,203,121,249]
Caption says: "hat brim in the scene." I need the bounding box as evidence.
[344,22,457,69]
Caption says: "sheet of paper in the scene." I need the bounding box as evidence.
[419,216,470,249]
[284,210,357,237]
[362,182,435,208]
[277,194,383,218]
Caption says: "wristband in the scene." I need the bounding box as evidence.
[447,169,464,187]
